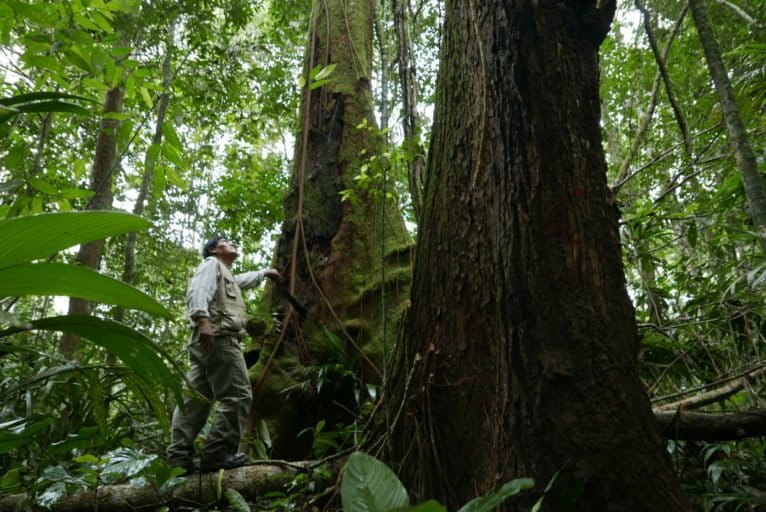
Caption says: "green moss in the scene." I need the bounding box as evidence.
[246,0,413,459]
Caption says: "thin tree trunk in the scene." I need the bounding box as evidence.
[635,0,691,158]
[381,0,687,509]
[613,5,687,190]
[393,0,424,222]
[59,87,125,358]
[689,0,766,252]
[374,0,390,134]
[30,112,53,178]
[114,21,176,324]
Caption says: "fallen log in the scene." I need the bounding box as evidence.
[656,410,766,441]
[0,460,325,512]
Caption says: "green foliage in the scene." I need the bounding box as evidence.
[340,119,415,224]
[33,447,187,508]
[341,452,534,512]
[0,210,185,502]
[0,262,171,317]
[341,452,410,512]
[601,0,766,507]
[258,465,332,511]
[0,0,764,508]
[456,478,536,512]
[3,315,184,402]
[225,487,252,512]
[0,91,93,124]
[297,419,360,459]
[0,210,182,402]
[0,211,150,268]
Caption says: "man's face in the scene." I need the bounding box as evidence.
[211,239,238,260]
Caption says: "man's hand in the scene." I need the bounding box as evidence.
[264,269,283,284]
[197,317,214,351]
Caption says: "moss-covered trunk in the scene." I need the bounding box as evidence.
[247,0,411,459]
[381,0,688,510]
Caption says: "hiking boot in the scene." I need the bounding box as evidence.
[200,452,248,472]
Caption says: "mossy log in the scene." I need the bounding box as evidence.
[0,461,322,512]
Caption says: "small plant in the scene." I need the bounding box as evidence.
[260,465,333,511]
[298,420,361,459]
[35,447,187,509]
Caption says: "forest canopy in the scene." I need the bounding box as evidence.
[1,0,765,510]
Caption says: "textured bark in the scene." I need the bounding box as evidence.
[383,0,687,510]
[0,461,320,512]
[656,410,766,441]
[249,0,412,459]
[59,87,125,358]
[689,0,766,251]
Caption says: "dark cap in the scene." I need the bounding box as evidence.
[202,235,226,258]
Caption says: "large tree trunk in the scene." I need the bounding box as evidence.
[248,0,412,460]
[59,86,125,358]
[689,0,766,252]
[382,0,687,509]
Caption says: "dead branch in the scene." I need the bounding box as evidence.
[656,410,766,441]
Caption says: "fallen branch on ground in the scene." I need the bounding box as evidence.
[0,460,327,512]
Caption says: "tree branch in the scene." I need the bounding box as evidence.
[636,0,692,157]
[613,5,688,190]
[656,410,766,441]
[713,0,762,26]
[653,365,766,412]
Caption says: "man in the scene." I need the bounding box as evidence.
[167,235,282,472]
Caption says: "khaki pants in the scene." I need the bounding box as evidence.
[167,333,252,466]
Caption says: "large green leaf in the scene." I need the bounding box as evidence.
[0,262,171,318]
[341,452,409,512]
[6,316,185,405]
[456,478,535,512]
[0,211,151,269]
[392,501,446,512]
[8,100,89,115]
[0,91,94,106]
[0,92,93,123]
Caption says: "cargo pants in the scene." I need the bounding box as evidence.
[166,332,252,467]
